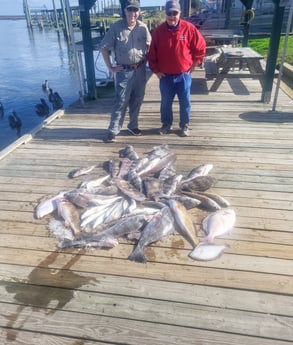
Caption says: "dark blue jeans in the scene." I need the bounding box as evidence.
[159,72,192,128]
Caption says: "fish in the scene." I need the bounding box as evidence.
[165,199,198,248]
[189,243,230,261]
[180,190,222,211]
[201,208,236,243]
[143,177,163,200]
[196,191,230,208]
[181,163,213,183]
[147,144,171,159]
[68,165,98,179]
[108,158,121,178]
[128,207,176,263]
[117,157,133,179]
[79,174,110,190]
[163,174,183,196]
[58,236,119,249]
[169,195,201,210]
[137,152,176,177]
[55,198,81,236]
[89,185,118,195]
[127,169,143,192]
[60,214,148,249]
[119,145,140,161]
[64,189,94,208]
[179,175,216,192]
[112,178,146,202]
[35,190,66,219]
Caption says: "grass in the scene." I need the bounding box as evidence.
[248,36,293,65]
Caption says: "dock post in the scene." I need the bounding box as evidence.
[79,0,97,100]
[52,0,60,32]
[23,0,33,30]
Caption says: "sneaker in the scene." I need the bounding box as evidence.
[158,124,172,135]
[180,125,190,137]
[128,128,142,136]
[106,132,116,143]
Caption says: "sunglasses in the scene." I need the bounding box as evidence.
[166,11,179,16]
[127,7,139,12]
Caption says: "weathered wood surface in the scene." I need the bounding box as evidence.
[0,70,292,344]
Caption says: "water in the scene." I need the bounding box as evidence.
[0,19,107,151]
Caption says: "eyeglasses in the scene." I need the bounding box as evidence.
[126,7,139,12]
[166,11,179,16]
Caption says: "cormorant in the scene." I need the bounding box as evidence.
[35,98,50,117]
[0,101,4,119]
[8,110,22,138]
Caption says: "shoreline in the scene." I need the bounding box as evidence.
[0,15,25,20]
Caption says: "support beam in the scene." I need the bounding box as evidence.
[261,0,285,103]
[79,0,97,100]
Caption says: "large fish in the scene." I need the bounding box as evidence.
[180,190,222,211]
[68,164,98,179]
[59,214,148,249]
[35,190,66,219]
[181,163,213,183]
[189,242,229,261]
[79,174,110,191]
[137,152,176,177]
[179,175,216,192]
[196,191,230,208]
[169,195,201,210]
[166,199,198,248]
[64,188,94,208]
[55,198,81,236]
[59,236,118,249]
[147,144,171,159]
[128,207,176,263]
[112,178,146,202]
[201,208,236,243]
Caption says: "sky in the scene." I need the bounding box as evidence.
[0,0,166,15]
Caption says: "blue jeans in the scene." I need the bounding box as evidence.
[109,66,146,135]
[159,72,192,128]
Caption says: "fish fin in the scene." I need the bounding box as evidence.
[128,246,147,263]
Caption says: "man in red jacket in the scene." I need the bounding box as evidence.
[148,0,206,136]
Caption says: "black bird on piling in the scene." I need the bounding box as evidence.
[42,80,49,93]
[8,110,22,138]
[35,98,50,117]
[0,101,4,119]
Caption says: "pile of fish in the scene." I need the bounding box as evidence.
[35,144,236,263]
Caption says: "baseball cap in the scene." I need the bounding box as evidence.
[165,0,181,12]
[125,0,140,9]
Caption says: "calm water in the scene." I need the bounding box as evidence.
[0,20,104,151]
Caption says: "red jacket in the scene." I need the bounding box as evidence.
[148,19,206,75]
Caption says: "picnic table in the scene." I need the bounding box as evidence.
[208,47,266,92]
[201,29,244,48]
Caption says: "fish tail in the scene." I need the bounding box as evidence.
[57,239,73,248]
[200,235,214,244]
[128,246,147,263]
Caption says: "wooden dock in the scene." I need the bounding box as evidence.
[0,69,293,345]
